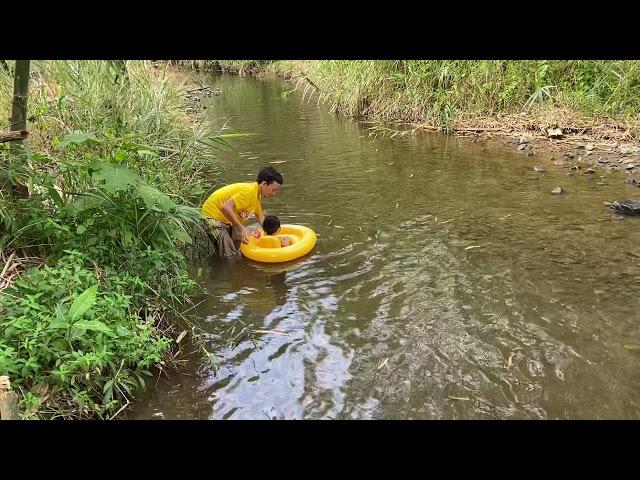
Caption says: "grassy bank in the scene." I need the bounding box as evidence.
[0,61,219,419]
[213,60,640,149]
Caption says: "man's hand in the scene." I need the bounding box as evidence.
[238,226,250,244]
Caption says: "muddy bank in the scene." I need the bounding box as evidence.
[455,118,640,181]
[360,108,640,183]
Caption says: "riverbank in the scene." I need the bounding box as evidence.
[0,61,218,419]
[214,60,640,182]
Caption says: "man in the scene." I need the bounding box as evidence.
[202,166,283,257]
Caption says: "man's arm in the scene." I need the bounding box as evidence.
[221,198,250,244]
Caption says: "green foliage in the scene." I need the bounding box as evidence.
[0,61,225,419]
[232,60,640,130]
[0,252,171,419]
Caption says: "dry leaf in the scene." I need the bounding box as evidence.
[176,330,187,343]
[377,357,389,370]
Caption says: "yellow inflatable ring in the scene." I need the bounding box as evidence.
[240,224,317,263]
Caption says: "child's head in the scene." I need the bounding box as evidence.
[263,215,281,236]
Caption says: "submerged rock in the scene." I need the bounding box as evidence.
[550,187,564,194]
[608,200,640,215]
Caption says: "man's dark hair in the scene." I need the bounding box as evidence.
[257,166,283,185]
[263,215,281,235]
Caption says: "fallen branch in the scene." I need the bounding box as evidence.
[0,250,43,291]
[0,130,28,143]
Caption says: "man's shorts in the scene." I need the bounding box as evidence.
[206,219,243,257]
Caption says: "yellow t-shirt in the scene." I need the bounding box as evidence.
[201,182,263,225]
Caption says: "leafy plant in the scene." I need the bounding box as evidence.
[0,252,172,419]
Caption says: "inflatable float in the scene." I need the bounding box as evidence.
[240,224,317,263]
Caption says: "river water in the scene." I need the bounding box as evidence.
[132,74,640,419]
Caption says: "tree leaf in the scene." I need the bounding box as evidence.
[89,160,140,193]
[58,130,101,150]
[68,284,98,323]
[171,227,192,244]
[73,320,115,338]
[51,304,70,328]
[47,187,65,208]
[137,149,158,159]
[116,326,132,337]
[135,183,175,211]
[66,194,107,215]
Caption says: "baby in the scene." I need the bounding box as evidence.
[251,215,292,247]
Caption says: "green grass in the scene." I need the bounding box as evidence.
[211,60,640,133]
[0,60,225,419]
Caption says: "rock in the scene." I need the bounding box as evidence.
[533,166,545,173]
[585,144,596,151]
[585,151,593,157]
[609,200,640,215]
[547,128,563,138]
[619,145,637,155]
[623,158,635,164]
[583,168,595,174]
[597,181,608,186]
[598,156,609,164]
[518,143,528,151]
[565,152,575,159]
[626,164,636,170]
[526,151,534,157]
[550,187,564,194]
[625,177,639,186]
[571,165,581,170]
